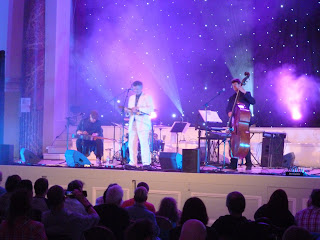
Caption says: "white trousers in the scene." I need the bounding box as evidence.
[128,122,151,166]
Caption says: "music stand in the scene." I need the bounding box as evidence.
[170,122,190,153]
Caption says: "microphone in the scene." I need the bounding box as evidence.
[218,88,226,94]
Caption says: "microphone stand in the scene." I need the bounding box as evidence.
[201,90,225,166]
[120,89,131,166]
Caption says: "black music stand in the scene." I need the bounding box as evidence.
[170,122,190,153]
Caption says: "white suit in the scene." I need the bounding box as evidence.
[128,93,154,166]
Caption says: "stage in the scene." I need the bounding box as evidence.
[1,161,319,224]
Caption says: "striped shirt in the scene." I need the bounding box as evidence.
[295,206,320,233]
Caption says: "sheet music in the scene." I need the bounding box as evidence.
[198,110,222,123]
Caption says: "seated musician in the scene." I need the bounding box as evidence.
[226,78,256,170]
[76,110,103,166]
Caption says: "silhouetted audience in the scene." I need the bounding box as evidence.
[122,182,156,213]
[179,219,207,240]
[94,184,130,240]
[64,179,88,215]
[282,226,312,240]
[170,197,217,240]
[32,178,49,213]
[125,186,159,238]
[0,174,21,218]
[0,171,6,196]
[156,197,180,227]
[95,183,118,205]
[254,189,295,233]
[0,189,47,239]
[211,191,249,240]
[125,219,155,240]
[42,185,99,240]
[295,189,320,233]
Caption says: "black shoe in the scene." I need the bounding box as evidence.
[125,164,137,170]
[246,165,252,171]
[142,165,153,170]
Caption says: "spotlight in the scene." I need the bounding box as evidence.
[117,100,121,103]
[172,113,177,118]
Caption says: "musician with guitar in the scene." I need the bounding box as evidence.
[226,73,256,170]
[76,110,104,166]
[123,81,154,170]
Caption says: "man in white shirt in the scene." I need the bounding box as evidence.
[125,81,154,170]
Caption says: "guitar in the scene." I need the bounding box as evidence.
[118,105,149,116]
[72,134,117,142]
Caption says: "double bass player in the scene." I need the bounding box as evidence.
[226,76,256,170]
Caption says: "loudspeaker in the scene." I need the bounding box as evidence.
[182,149,200,173]
[261,136,285,167]
[283,152,295,168]
[65,150,91,167]
[0,144,14,165]
[20,148,40,164]
[159,152,182,170]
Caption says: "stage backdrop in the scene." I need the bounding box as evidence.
[69,0,320,127]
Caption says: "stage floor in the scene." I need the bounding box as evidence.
[1,160,319,223]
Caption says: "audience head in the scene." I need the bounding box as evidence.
[157,197,179,223]
[137,182,149,192]
[104,185,123,206]
[103,183,118,203]
[16,179,33,196]
[282,226,312,240]
[34,178,49,196]
[5,174,21,193]
[125,219,154,240]
[47,185,65,209]
[67,179,84,192]
[179,219,207,240]
[310,189,320,208]
[226,191,246,215]
[8,189,32,226]
[134,186,148,204]
[180,197,208,226]
[268,189,289,210]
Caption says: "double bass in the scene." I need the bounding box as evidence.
[227,72,251,159]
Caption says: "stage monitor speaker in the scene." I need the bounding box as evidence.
[283,152,295,168]
[182,149,200,173]
[159,152,182,170]
[20,148,40,164]
[0,144,14,165]
[261,136,285,167]
[65,150,91,167]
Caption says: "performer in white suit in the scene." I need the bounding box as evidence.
[125,81,154,169]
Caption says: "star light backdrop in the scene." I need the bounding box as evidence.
[69,0,320,127]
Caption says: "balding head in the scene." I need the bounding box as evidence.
[105,185,123,206]
[179,219,206,240]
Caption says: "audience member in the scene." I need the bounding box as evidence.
[255,189,295,232]
[0,189,47,239]
[170,197,217,240]
[32,178,49,213]
[64,179,88,215]
[156,197,180,227]
[94,184,130,240]
[125,219,155,240]
[95,183,118,205]
[295,189,320,233]
[179,219,207,240]
[122,182,156,213]
[42,185,99,240]
[211,191,249,240]
[0,174,21,218]
[16,179,33,195]
[125,186,159,238]
[282,226,312,240]
[0,171,6,196]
